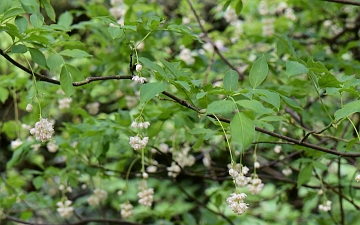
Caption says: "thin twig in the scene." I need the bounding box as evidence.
[320,0,360,6]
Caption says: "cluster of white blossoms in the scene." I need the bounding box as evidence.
[131,121,150,129]
[56,200,74,218]
[120,202,133,218]
[109,0,127,26]
[226,193,248,215]
[137,188,154,207]
[274,145,282,154]
[30,117,55,142]
[47,141,59,153]
[87,188,108,206]
[58,97,72,109]
[356,174,360,182]
[129,135,149,150]
[167,162,181,178]
[282,167,293,176]
[132,75,147,84]
[85,102,100,115]
[172,146,195,168]
[318,200,332,212]
[229,164,264,195]
[179,47,195,65]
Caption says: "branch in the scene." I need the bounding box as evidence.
[0,49,133,86]
[3,215,144,225]
[320,0,360,6]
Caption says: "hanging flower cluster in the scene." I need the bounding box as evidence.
[30,117,55,142]
[120,202,134,218]
[226,193,248,215]
[87,188,108,206]
[137,188,154,207]
[318,200,332,212]
[56,200,74,218]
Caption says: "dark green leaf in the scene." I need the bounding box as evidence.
[223,69,238,91]
[160,59,180,78]
[286,61,308,77]
[0,87,9,103]
[139,57,168,79]
[14,16,28,33]
[29,48,47,68]
[207,100,235,114]
[66,64,84,81]
[297,164,312,187]
[11,44,27,53]
[60,66,74,97]
[236,99,274,116]
[235,0,243,14]
[280,95,302,110]
[59,49,92,58]
[230,112,255,151]
[140,82,166,103]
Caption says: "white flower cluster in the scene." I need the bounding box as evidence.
[356,174,360,182]
[167,162,181,178]
[274,145,282,153]
[229,165,264,194]
[129,135,149,150]
[47,141,59,153]
[120,202,133,218]
[318,200,332,212]
[87,188,108,206]
[132,75,147,84]
[56,200,74,218]
[172,147,195,168]
[30,118,54,142]
[137,188,154,207]
[109,0,126,25]
[226,193,248,215]
[179,47,195,65]
[262,18,275,36]
[86,102,100,115]
[58,97,72,109]
[131,121,150,129]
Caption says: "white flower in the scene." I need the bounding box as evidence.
[129,135,149,150]
[110,0,123,6]
[159,143,169,153]
[247,177,264,195]
[202,152,211,167]
[56,200,74,218]
[254,162,260,169]
[30,118,55,142]
[274,145,282,154]
[356,174,360,182]
[282,167,293,176]
[223,8,238,24]
[131,121,138,128]
[136,64,143,72]
[22,124,31,130]
[146,165,157,173]
[262,18,275,36]
[226,193,248,215]
[179,48,195,65]
[258,1,269,15]
[58,98,72,109]
[142,172,149,179]
[120,202,133,218]
[87,195,100,206]
[131,121,150,129]
[117,190,123,196]
[167,162,181,178]
[137,188,154,207]
[86,102,100,115]
[26,103,33,112]
[94,188,108,201]
[11,139,23,149]
[47,141,59,153]
[132,75,147,84]
[318,200,332,212]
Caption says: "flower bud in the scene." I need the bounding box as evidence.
[26,103,33,112]
[136,64,143,72]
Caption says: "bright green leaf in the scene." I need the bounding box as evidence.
[139,57,168,79]
[29,13,44,28]
[230,112,255,151]
[160,59,180,78]
[58,11,73,29]
[60,66,74,97]
[41,0,56,22]
[223,69,238,91]
[140,82,166,103]
[207,100,235,114]
[0,87,9,103]
[280,95,302,110]
[108,26,123,39]
[59,49,92,58]
[249,55,268,89]
[0,0,13,15]
[66,64,84,81]
[29,48,47,68]
[235,0,243,14]
[236,99,274,116]
[334,100,360,121]
[253,89,281,110]
[286,61,308,77]
[47,53,63,71]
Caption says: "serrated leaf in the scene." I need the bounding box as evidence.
[334,100,360,121]
[108,26,123,39]
[286,61,308,77]
[29,48,47,68]
[47,53,63,71]
[249,55,268,89]
[318,73,342,88]
[15,16,28,33]
[297,164,312,188]
[223,69,238,91]
[207,100,235,114]
[230,112,255,151]
[140,82,166,103]
[59,49,92,58]
[60,66,74,97]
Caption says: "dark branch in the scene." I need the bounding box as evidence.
[320,0,360,6]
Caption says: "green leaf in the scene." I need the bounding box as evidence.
[0,0,13,15]
[41,0,56,22]
[108,26,123,39]
[235,0,243,14]
[253,89,280,110]
[7,148,24,169]
[230,112,255,151]
[147,16,162,30]
[318,73,342,88]
[15,16,28,33]
[60,66,74,97]
[223,69,238,91]
[207,100,235,114]
[160,59,180,78]
[139,57,168,79]
[47,53,63,71]
[249,54,268,89]
[58,11,73,29]
[140,82,166,103]
[1,7,26,21]
[236,99,274,116]
[297,164,312,188]
[19,0,40,14]
[11,44,27,53]
[222,0,231,11]
[59,49,92,58]
[280,95,302,110]
[66,64,84,81]
[29,48,47,68]
[32,176,44,190]
[286,61,308,77]
[174,81,191,92]
[334,100,360,121]
[0,87,9,103]
[29,13,44,28]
